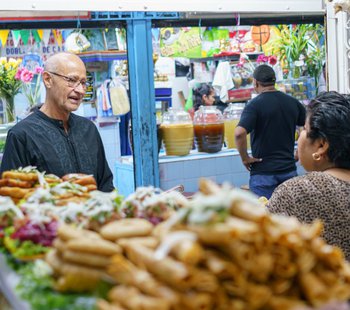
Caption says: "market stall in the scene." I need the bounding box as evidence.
[2,2,350,309]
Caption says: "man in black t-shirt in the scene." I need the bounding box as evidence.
[234,64,306,199]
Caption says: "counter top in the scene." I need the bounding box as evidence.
[119,148,243,165]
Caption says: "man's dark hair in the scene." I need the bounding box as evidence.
[253,64,276,86]
[307,91,350,169]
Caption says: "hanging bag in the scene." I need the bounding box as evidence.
[108,78,131,116]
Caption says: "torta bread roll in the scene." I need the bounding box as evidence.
[101,218,153,241]
[63,250,112,267]
[67,237,122,255]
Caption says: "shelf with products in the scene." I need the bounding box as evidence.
[189,52,263,103]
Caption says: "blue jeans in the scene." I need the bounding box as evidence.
[249,170,297,199]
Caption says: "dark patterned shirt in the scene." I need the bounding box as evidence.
[0,109,114,192]
[268,171,350,259]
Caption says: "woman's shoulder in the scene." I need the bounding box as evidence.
[271,171,349,204]
[279,171,334,188]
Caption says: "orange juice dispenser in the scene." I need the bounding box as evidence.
[160,108,194,156]
[193,106,224,153]
[223,103,250,149]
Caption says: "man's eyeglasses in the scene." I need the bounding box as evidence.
[48,71,88,90]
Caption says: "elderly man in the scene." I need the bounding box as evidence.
[0,52,114,192]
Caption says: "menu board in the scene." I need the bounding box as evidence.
[83,71,95,102]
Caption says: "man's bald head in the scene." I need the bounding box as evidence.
[44,52,85,73]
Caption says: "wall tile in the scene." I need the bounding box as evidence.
[215,156,232,175]
[161,162,184,181]
[199,158,217,177]
[183,160,201,178]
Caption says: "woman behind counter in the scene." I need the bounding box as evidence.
[268,91,350,259]
[185,83,216,118]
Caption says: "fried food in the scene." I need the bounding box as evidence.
[2,170,38,182]
[67,237,122,255]
[52,238,66,253]
[86,184,97,191]
[97,299,126,310]
[0,186,35,199]
[54,196,90,206]
[44,174,62,184]
[0,178,35,188]
[117,236,159,249]
[63,250,111,268]
[62,173,97,186]
[55,271,102,292]
[57,224,101,241]
[108,285,171,310]
[46,249,64,273]
[100,218,153,241]
[61,261,106,278]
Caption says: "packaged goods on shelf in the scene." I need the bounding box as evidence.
[277,77,316,103]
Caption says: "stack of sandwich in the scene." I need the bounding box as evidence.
[0,166,97,205]
[0,166,60,204]
[46,224,122,292]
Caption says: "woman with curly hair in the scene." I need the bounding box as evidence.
[268,91,350,259]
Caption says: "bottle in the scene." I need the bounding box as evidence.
[193,106,224,153]
[223,103,245,149]
[160,108,194,156]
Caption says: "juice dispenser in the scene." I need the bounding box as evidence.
[223,103,250,149]
[193,106,224,153]
[160,108,194,156]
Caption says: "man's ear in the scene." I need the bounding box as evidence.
[42,71,52,88]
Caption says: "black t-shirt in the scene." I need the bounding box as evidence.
[238,91,306,175]
[0,109,114,192]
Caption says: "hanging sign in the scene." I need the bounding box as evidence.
[1,31,66,61]
[160,27,202,58]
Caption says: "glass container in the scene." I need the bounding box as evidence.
[223,103,244,149]
[193,106,224,153]
[160,108,194,156]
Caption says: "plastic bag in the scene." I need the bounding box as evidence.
[108,78,130,116]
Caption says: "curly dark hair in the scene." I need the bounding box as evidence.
[193,83,215,111]
[307,91,350,169]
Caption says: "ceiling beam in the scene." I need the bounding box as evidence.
[0,0,324,14]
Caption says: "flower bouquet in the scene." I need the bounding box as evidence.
[16,66,44,109]
[0,57,22,122]
[256,54,278,66]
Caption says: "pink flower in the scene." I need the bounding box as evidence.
[15,67,24,80]
[237,61,245,68]
[268,55,278,66]
[256,54,269,64]
[34,66,44,74]
[20,68,34,83]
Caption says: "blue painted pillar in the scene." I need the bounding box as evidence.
[126,18,160,188]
